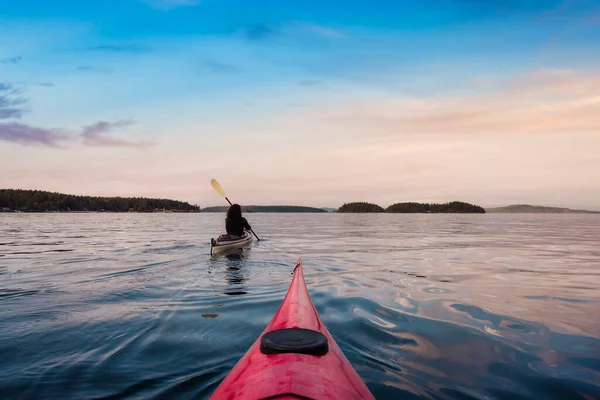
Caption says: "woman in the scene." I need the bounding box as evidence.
[225,204,252,237]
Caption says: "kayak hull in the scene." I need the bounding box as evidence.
[209,258,374,400]
[210,232,253,255]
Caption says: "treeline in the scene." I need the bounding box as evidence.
[338,202,385,213]
[0,189,200,212]
[202,205,327,213]
[486,204,600,214]
[338,201,486,213]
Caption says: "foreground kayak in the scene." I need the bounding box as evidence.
[210,231,253,255]
[209,258,375,400]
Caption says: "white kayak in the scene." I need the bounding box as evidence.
[210,231,253,255]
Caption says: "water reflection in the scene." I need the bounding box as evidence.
[223,251,248,296]
[207,249,250,296]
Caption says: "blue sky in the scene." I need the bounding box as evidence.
[1,0,600,208]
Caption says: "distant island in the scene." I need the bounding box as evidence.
[338,202,385,213]
[338,201,486,213]
[485,204,600,214]
[0,189,200,213]
[202,205,328,213]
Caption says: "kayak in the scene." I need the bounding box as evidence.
[210,231,253,255]
[208,258,375,400]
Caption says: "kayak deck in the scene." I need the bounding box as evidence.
[209,258,374,400]
[210,231,252,255]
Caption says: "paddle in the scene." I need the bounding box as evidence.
[210,179,261,241]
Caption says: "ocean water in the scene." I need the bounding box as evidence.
[1,213,599,399]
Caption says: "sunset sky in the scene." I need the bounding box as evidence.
[1,0,599,209]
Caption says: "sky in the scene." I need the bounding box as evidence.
[1,0,600,209]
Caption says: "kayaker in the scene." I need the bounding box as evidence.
[225,204,252,238]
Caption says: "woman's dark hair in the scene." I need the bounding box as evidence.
[227,204,242,218]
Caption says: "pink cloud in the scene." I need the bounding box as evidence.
[2,84,154,149]
[0,117,156,149]
[315,68,600,137]
[81,119,156,148]
[0,122,70,147]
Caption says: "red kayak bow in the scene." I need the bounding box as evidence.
[209,258,375,400]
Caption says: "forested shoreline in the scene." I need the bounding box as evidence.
[201,205,327,213]
[338,201,486,213]
[0,189,200,213]
[1,189,489,214]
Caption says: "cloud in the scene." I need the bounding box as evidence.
[6,81,54,88]
[296,79,330,91]
[0,101,154,148]
[235,21,344,42]
[0,56,22,64]
[81,119,135,136]
[286,22,345,39]
[0,108,22,119]
[73,44,150,53]
[316,68,600,137]
[201,60,240,74]
[76,65,113,74]
[445,0,586,17]
[1,86,153,149]
[139,0,201,10]
[0,122,70,147]
[241,23,280,41]
[81,119,155,148]
[0,84,27,120]
[297,80,323,86]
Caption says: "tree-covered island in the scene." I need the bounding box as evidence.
[0,189,200,212]
[338,201,486,213]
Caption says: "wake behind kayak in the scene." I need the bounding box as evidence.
[209,258,375,399]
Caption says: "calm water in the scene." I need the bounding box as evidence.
[1,213,599,399]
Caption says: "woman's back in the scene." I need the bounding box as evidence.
[225,204,251,236]
[226,216,250,236]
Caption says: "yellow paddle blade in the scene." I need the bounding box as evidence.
[211,179,227,198]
